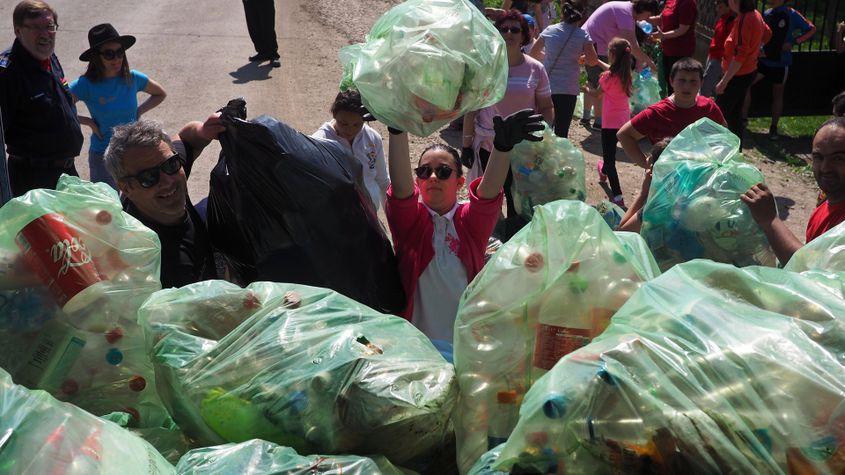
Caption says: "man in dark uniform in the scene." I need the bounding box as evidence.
[0,1,83,197]
[242,0,280,67]
[105,116,225,288]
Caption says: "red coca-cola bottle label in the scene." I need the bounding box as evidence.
[15,213,103,309]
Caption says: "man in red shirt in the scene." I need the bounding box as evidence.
[742,117,845,264]
[617,58,726,167]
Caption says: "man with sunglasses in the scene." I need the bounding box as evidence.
[0,1,83,197]
[106,116,225,288]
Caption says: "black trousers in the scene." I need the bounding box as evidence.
[662,55,684,95]
[478,148,528,240]
[716,71,756,145]
[551,94,577,138]
[8,156,77,197]
[242,0,278,57]
[600,128,622,197]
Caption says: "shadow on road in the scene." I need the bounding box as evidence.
[775,196,795,221]
[229,62,274,84]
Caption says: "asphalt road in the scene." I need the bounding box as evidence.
[0,0,349,202]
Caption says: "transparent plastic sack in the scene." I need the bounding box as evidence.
[101,411,191,464]
[339,0,507,136]
[629,69,661,115]
[510,126,586,220]
[0,367,174,474]
[640,118,776,270]
[174,439,408,475]
[0,175,169,427]
[488,260,845,474]
[453,200,660,472]
[140,280,456,465]
[786,221,845,275]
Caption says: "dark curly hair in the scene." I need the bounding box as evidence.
[495,9,531,47]
[631,0,660,15]
[330,90,364,116]
[561,0,585,24]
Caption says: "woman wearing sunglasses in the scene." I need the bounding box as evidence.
[70,23,166,189]
[462,9,555,240]
[386,109,544,343]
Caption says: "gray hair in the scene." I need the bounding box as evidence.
[105,120,174,181]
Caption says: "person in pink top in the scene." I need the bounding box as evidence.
[598,38,633,208]
[462,9,554,238]
[385,110,544,342]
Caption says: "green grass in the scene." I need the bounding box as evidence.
[748,115,829,139]
[484,0,504,7]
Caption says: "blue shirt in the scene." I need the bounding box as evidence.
[70,69,149,153]
[759,6,813,67]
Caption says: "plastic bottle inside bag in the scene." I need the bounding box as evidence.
[487,390,519,450]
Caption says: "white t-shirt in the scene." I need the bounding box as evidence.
[411,201,469,342]
[312,122,389,212]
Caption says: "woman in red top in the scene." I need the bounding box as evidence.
[715,0,771,145]
[650,0,697,95]
[701,0,736,97]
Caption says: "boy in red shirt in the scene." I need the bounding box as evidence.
[617,58,726,166]
[701,0,736,97]
[742,118,845,264]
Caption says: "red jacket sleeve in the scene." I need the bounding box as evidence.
[385,184,424,245]
[459,177,504,244]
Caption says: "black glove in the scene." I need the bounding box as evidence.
[362,109,403,135]
[492,109,544,152]
[461,147,475,169]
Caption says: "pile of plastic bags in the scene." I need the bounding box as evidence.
[208,99,405,314]
[0,175,169,428]
[453,200,660,471]
[140,280,456,465]
[175,439,407,474]
[477,259,845,474]
[0,367,174,474]
[640,118,776,270]
[339,0,507,136]
[509,125,586,220]
[629,68,661,115]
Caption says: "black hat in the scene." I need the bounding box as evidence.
[79,23,136,62]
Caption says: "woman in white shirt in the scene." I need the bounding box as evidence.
[312,91,389,212]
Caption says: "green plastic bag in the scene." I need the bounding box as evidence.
[174,439,409,475]
[453,200,660,472]
[140,280,456,465]
[786,221,845,275]
[640,118,776,270]
[102,411,191,464]
[0,175,169,428]
[339,0,507,137]
[0,367,174,474]
[573,93,583,119]
[510,126,586,220]
[488,260,845,474]
[629,70,661,115]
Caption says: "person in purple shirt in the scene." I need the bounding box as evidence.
[581,0,659,129]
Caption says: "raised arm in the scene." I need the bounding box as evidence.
[137,78,167,118]
[176,112,225,158]
[619,28,657,71]
[741,183,804,264]
[477,109,544,199]
[387,130,414,199]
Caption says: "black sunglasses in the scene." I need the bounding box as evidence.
[121,154,182,188]
[415,164,454,180]
[498,26,522,34]
[99,47,125,61]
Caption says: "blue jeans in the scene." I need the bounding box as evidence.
[88,150,117,190]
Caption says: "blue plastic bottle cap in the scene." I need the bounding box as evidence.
[638,21,653,34]
[541,447,559,473]
[106,348,123,365]
[542,394,568,419]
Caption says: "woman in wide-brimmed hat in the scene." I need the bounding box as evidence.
[70,23,166,189]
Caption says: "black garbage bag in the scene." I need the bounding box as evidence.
[207,98,405,314]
